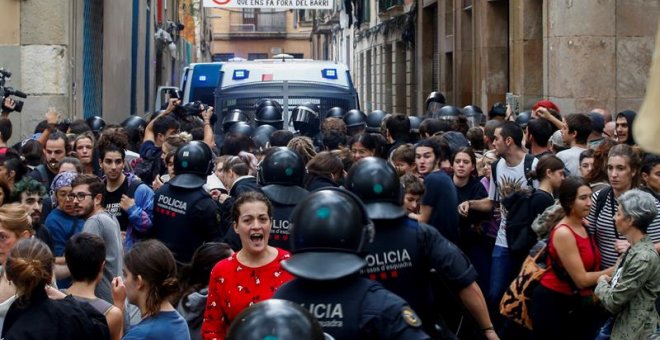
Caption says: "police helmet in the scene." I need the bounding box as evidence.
[121,115,147,132]
[343,109,367,128]
[258,148,309,205]
[515,110,532,129]
[344,157,406,219]
[255,105,283,129]
[290,103,320,135]
[85,116,106,134]
[227,299,327,340]
[408,115,422,133]
[282,188,373,280]
[366,110,387,133]
[252,124,277,151]
[463,105,485,128]
[425,91,446,115]
[325,106,345,119]
[169,141,214,189]
[433,105,462,121]
[227,121,254,137]
[255,99,282,114]
[222,109,248,131]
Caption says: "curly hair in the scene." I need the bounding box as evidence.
[287,136,317,165]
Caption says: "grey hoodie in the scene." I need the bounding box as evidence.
[176,288,208,340]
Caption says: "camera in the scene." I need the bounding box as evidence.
[174,100,207,117]
[0,68,27,113]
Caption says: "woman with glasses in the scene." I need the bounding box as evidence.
[43,171,84,288]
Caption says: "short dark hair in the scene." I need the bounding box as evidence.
[71,174,104,199]
[65,233,106,282]
[484,120,503,141]
[232,191,273,224]
[385,114,411,141]
[401,173,424,196]
[579,149,595,164]
[527,118,554,147]
[466,127,485,150]
[68,119,92,135]
[415,138,447,163]
[221,134,254,155]
[498,122,524,148]
[0,118,12,143]
[0,148,28,183]
[270,130,294,147]
[153,115,180,137]
[419,118,448,138]
[642,154,660,174]
[565,113,592,144]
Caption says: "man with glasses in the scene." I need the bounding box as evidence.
[71,174,123,304]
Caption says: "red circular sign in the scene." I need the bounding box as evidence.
[212,0,231,5]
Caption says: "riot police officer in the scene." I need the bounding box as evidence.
[425,91,446,117]
[257,147,309,250]
[255,105,284,130]
[290,103,321,137]
[86,115,106,137]
[343,109,367,136]
[222,109,248,132]
[151,141,223,264]
[344,158,499,340]
[433,105,462,121]
[366,110,388,133]
[227,299,327,340]
[325,106,345,120]
[463,105,485,128]
[274,188,430,340]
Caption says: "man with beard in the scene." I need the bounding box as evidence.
[30,131,69,188]
[97,134,153,250]
[12,178,54,253]
[71,174,123,304]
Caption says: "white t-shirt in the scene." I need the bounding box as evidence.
[489,156,539,247]
[556,146,586,177]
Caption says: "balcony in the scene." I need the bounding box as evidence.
[378,0,404,19]
[228,10,287,37]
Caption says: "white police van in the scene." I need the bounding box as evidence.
[173,56,359,134]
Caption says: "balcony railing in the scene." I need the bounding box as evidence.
[378,0,403,12]
[229,10,287,33]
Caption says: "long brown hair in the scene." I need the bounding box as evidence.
[5,238,53,305]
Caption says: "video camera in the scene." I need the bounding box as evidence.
[0,68,27,113]
[173,100,218,126]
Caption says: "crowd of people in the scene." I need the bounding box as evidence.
[0,92,657,339]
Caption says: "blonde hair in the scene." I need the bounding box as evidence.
[0,203,33,236]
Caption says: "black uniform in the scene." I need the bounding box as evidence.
[361,217,478,338]
[262,184,309,251]
[274,276,430,340]
[151,182,223,263]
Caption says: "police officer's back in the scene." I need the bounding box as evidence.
[273,189,430,340]
[345,158,496,340]
[257,147,309,251]
[152,141,223,263]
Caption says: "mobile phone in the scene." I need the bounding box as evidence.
[505,92,521,120]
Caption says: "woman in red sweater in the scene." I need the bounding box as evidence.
[201,191,293,340]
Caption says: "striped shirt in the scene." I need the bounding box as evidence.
[586,187,660,268]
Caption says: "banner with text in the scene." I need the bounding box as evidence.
[203,0,332,9]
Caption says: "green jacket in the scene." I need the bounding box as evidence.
[595,236,660,340]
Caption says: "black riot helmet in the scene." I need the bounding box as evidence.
[282,188,374,280]
[121,115,147,148]
[169,141,214,189]
[222,109,248,131]
[433,105,462,121]
[85,116,106,135]
[344,157,406,220]
[227,299,326,340]
[325,106,345,119]
[252,124,277,151]
[290,103,320,136]
[257,147,306,186]
[343,109,367,136]
[408,115,422,133]
[425,91,446,116]
[366,110,387,133]
[257,147,309,205]
[255,99,282,113]
[463,105,485,128]
[515,110,532,129]
[227,121,254,138]
[255,105,283,130]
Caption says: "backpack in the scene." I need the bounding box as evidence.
[500,225,596,330]
[499,239,548,330]
[504,190,553,256]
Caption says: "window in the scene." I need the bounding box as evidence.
[213,53,235,61]
[248,53,269,60]
[289,53,304,59]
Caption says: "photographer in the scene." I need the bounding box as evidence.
[137,99,181,186]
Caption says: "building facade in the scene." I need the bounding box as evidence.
[314,0,658,116]
[0,0,211,143]
[209,8,312,60]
